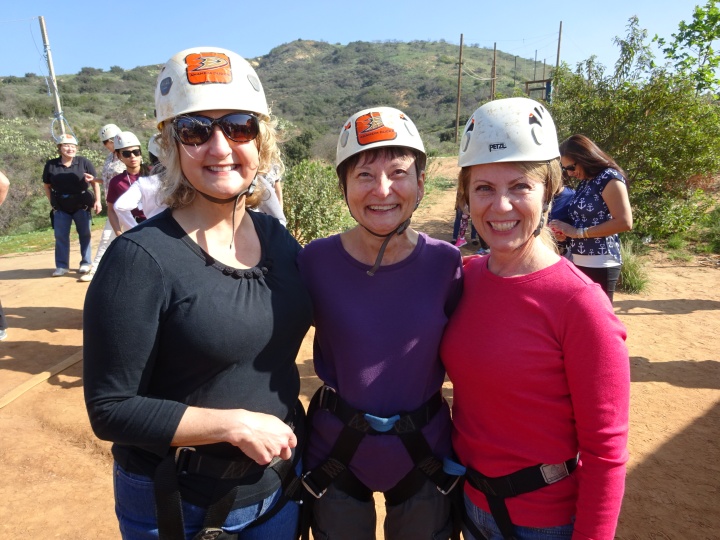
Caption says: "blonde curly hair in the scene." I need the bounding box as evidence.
[155,113,282,210]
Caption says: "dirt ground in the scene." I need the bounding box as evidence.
[1,158,719,539]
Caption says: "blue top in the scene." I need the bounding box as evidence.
[567,168,627,264]
[298,233,462,491]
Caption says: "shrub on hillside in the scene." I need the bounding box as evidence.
[283,159,351,245]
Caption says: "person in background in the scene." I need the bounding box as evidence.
[549,134,632,303]
[83,46,312,540]
[298,106,462,540]
[548,184,575,257]
[254,161,286,226]
[80,124,126,282]
[113,134,167,227]
[0,170,9,340]
[441,98,629,540]
[42,133,102,277]
[106,131,148,235]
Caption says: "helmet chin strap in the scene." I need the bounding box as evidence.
[193,177,257,249]
[533,202,550,237]
[347,192,420,277]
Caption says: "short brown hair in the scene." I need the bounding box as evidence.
[336,147,426,195]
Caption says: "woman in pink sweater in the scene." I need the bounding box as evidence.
[440,98,630,540]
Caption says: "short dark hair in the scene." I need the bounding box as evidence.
[336,147,426,194]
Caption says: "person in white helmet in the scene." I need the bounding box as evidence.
[113,134,168,228]
[79,124,126,282]
[440,98,630,540]
[105,131,148,234]
[42,133,102,277]
[297,107,463,540]
[83,47,312,540]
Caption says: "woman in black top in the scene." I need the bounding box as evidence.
[42,133,102,277]
[83,47,312,540]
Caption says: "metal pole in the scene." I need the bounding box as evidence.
[534,50,537,80]
[455,34,464,144]
[38,16,64,137]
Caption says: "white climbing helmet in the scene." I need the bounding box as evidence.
[336,106,425,168]
[154,46,269,128]
[98,124,121,142]
[56,133,78,145]
[458,97,559,167]
[147,133,162,159]
[114,131,141,151]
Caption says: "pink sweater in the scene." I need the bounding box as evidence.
[440,256,629,540]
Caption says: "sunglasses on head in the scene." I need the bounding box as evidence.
[173,112,260,146]
[120,149,142,158]
[561,162,577,172]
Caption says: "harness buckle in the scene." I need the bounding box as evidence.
[540,461,569,484]
[318,385,337,411]
[301,471,327,499]
[437,474,461,496]
[174,446,196,474]
[193,528,224,540]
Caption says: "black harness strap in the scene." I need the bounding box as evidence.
[302,386,456,504]
[154,404,302,540]
[464,455,579,540]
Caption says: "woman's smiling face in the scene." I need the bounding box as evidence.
[468,162,546,255]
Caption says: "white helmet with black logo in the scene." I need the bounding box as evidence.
[336,106,425,168]
[458,97,559,167]
[98,124,121,143]
[154,46,269,128]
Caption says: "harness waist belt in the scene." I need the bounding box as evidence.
[465,454,579,499]
[316,385,444,435]
[175,446,279,480]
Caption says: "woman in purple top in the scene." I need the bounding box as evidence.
[297,107,463,540]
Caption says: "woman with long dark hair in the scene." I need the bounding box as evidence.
[549,134,632,302]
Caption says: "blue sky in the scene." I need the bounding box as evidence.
[0,1,704,78]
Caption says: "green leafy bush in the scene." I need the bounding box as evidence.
[283,160,352,245]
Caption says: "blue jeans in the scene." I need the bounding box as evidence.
[53,209,92,269]
[463,494,573,540]
[113,462,300,540]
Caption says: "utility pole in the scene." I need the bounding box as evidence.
[38,16,64,137]
[490,43,497,100]
[554,21,563,96]
[556,21,563,70]
[534,50,538,80]
[455,34,464,143]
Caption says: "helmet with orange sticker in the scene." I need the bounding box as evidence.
[154,47,269,128]
[458,97,559,167]
[55,133,78,146]
[336,106,425,168]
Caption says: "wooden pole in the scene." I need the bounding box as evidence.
[491,43,497,100]
[38,16,64,137]
[455,34,464,144]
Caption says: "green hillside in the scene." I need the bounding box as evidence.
[0,39,549,234]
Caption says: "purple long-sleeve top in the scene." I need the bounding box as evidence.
[297,233,463,491]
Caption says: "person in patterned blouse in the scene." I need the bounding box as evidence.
[549,135,633,303]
